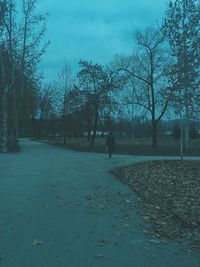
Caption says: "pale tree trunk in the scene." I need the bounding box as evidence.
[130,77,135,140]
[87,114,92,141]
[180,112,184,161]
[0,49,9,152]
[87,128,91,141]
[183,0,189,150]
[90,109,98,147]
[184,106,189,149]
[131,103,135,140]
[151,83,157,147]
[63,117,67,145]
[6,0,18,150]
[9,85,18,149]
[150,53,157,147]
[152,120,157,147]
[63,131,67,145]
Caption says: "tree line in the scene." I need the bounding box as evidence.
[0,0,48,152]
[0,0,200,152]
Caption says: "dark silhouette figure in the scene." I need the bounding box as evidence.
[106,132,115,158]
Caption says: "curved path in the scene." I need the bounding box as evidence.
[0,139,199,267]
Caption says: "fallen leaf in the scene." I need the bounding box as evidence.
[114,160,200,249]
[42,203,48,208]
[32,240,43,246]
[123,223,131,228]
[97,239,109,246]
[95,254,104,259]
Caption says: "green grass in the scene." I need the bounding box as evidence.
[37,136,200,156]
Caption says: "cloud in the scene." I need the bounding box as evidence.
[38,0,169,81]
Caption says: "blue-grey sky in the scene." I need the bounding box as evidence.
[38,0,169,81]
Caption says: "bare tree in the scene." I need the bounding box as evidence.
[1,0,19,150]
[58,64,73,144]
[117,27,174,146]
[0,47,9,152]
[77,60,116,147]
[0,0,49,152]
[162,0,200,149]
[19,0,49,133]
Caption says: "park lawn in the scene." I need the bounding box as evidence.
[39,136,200,156]
[113,160,200,250]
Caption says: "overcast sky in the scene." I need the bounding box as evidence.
[38,0,169,81]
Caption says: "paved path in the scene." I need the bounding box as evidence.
[0,139,199,267]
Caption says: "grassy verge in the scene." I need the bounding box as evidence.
[34,136,200,156]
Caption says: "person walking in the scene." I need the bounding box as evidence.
[106,132,115,158]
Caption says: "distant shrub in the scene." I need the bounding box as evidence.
[189,126,197,139]
[7,142,20,152]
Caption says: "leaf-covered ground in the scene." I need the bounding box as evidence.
[113,160,200,249]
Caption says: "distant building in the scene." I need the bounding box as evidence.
[83,131,109,137]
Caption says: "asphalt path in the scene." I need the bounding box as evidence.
[0,139,199,267]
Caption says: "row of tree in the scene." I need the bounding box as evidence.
[114,0,200,149]
[0,0,48,152]
[39,0,199,149]
[1,0,199,152]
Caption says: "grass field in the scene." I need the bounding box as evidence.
[38,135,200,156]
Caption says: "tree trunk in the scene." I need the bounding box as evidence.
[131,103,135,140]
[87,119,91,141]
[180,118,184,161]
[90,109,98,147]
[184,115,189,149]
[0,86,8,152]
[10,90,19,149]
[152,120,157,147]
[131,120,135,140]
[63,131,67,145]
[87,130,91,141]
[32,116,37,137]
[7,3,18,151]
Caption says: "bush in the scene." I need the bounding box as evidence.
[189,126,197,139]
